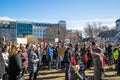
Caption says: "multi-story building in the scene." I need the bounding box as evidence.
[97,19,120,43]
[32,22,58,39]
[0,17,66,42]
[116,19,120,31]
[32,20,66,39]
[58,20,66,27]
[17,21,32,38]
[0,17,16,41]
[113,19,120,43]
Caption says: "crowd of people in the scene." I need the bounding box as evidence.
[0,41,120,80]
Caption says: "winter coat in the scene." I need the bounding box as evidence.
[47,47,53,57]
[64,48,72,63]
[0,53,5,78]
[93,54,104,80]
[8,53,22,77]
[27,50,38,73]
[117,51,120,74]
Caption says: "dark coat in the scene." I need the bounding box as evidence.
[8,53,22,76]
[64,48,72,63]
[93,54,103,80]
[0,53,5,78]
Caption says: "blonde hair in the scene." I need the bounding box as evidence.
[9,43,19,58]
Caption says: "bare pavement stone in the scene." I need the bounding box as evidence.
[24,65,120,80]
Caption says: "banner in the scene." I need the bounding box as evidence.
[55,38,59,42]
[17,38,27,44]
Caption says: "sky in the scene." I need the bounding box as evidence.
[0,0,120,31]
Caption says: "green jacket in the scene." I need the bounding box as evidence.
[113,49,119,61]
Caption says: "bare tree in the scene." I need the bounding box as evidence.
[44,26,67,42]
[101,25,109,31]
[84,22,102,38]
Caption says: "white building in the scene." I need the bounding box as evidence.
[32,20,66,39]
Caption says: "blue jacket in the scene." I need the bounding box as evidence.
[47,47,53,57]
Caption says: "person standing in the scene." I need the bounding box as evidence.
[0,50,5,80]
[27,44,39,80]
[117,47,120,76]
[64,43,72,80]
[8,44,22,80]
[92,42,104,80]
[35,44,41,76]
[1,45,9,80]
[20,44,28,78]
[47,43,53,70]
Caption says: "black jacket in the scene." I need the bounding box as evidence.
[64,48,72,63]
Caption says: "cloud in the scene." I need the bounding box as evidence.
[0,16,16,21]
[68,18,116,23]
[67,18,116,31]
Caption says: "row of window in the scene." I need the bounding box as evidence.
[33,23,58,27]
[33,34,43,37]
[33,30,43,32]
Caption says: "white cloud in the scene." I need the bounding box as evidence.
[0,16,16,21]
[67,18,116,31]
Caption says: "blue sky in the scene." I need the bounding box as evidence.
[0,0,120,30]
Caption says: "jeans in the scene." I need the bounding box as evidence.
[65,63,71,80]
[48,56,53,70]
[56,56,61,69]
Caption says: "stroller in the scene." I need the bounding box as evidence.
[71,65,84,80]
[71,64,91,80]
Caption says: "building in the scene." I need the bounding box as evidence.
[17,20,66,39]
[116,19,120,31]
[113,19,120,43]
[58,20,66,27]
[0,17,16,41]
[97,30,117,43]
[0,16,66,42]
[17,21,32,38]
[32,22,58,39]
[97,19,120,43]
[32,20,66,39]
